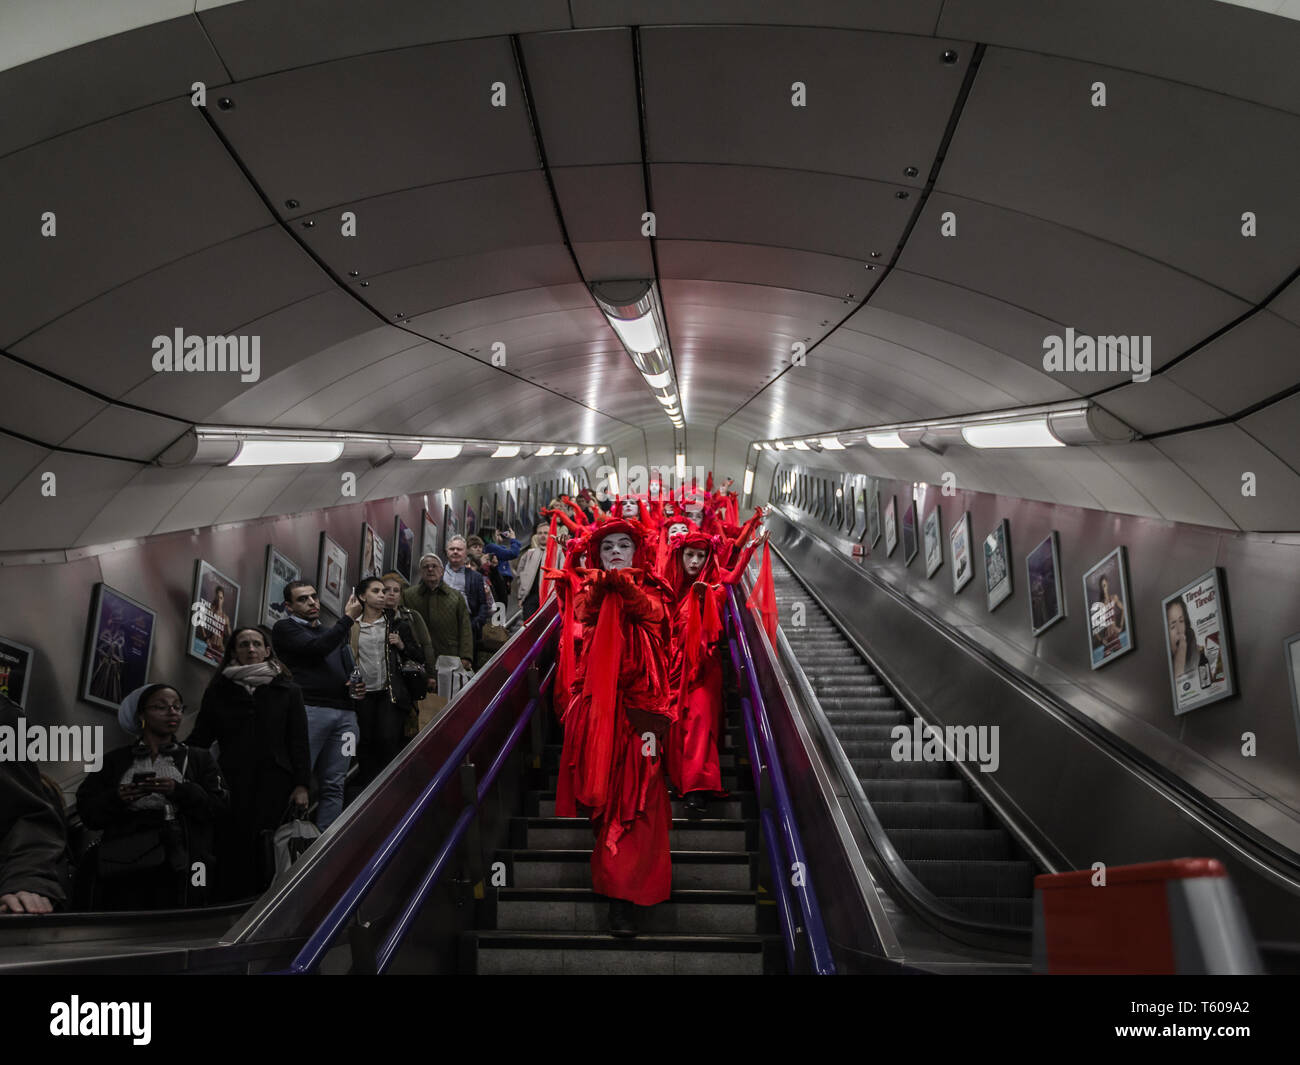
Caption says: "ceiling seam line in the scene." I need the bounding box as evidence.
[715,42,988,429]
[190,7,235,83]
[633,25,686,435]
[0,347,193,426]
[192,102,644,433]
[0,424,151,465]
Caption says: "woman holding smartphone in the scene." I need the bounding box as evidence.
[77,684,229,911]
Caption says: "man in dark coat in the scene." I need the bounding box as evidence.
[0,695,68,912]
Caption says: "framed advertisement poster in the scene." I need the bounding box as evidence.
[1284,634,1300,755]
[443,504,458,541]
[463,500,476,537]
[983,519,1013,612]
[883,496,898,556]
[0,635,36,709]
[317,533,348,618]
[923,505,943,578]
[359,523,385,579]
[950,512,973,594]
[866,482,881,548]
[81,584,156,711]
[262,547,301,627]
[1162,568,1235,715]
[902,500,918,566]
[188,560,240,666]
[1083,546,1134,670]
[394,515,415,582]
[1027,532,1065,636]
[421,509,438,562]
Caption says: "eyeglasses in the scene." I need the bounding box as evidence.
[144,702,185,713]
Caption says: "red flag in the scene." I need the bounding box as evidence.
[745,541,778,645]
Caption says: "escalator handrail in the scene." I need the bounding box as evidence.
[727,588,837,975]
[774,622,1033,944]
[374,662,557,973]
[284,613,562,973]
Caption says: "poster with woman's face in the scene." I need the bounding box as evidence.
[884,496,897,556]
[1083,547,1134,669]
[82,584,155,711]
[263,546,301,628]
[1162,568,1235,715]
[1027,532,1065,636]
[188,560,241,666]
[923,505,943,577]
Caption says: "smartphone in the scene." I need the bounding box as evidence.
[131,772,157,784]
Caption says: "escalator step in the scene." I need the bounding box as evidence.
[852,757,953,780]
[824,722,902,739]
[946,896,1034,927]
[905,859,1034,898]
[860,778,969,802]
[824,710,906,725]
[887,828,1015,861]
[872,802,987,830]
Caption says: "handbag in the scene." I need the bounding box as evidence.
[480,623,510,651]
[261,801,320,882]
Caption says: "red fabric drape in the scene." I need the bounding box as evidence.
[746,541,778,645]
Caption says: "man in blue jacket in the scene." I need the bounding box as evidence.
[443,535,490,647]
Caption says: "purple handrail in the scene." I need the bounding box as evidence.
[727,589,836,975]
[285,614,560,973]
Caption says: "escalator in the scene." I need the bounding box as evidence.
[770,552,1039,933]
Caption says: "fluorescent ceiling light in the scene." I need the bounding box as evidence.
[743,468,754,494]
[962,418,1064,449]
[491,445,521,458]
[774,441,788,450]
[415,443,463,460]
[792,440,810,451]
[563,446,580,455]
[867,432,908,449]
[656,393,677,405]
[536,445,556,456]
[597,446,608,453]
[751,443,761,451]
[229,440,345,466]
[644,370,673,388]
[582,446,595,454]
[606,310,660,354]
[820,437,846,450]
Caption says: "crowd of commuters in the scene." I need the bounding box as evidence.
[0,480,760,931]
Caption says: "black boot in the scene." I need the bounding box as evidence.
[684,791,708,819]
[608,898,638,938]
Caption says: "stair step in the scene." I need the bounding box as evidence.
[872,801,988,830]
[500,850,755,891]
[518,817,750,852]
[886,828,1016,861]
[468,930,772,975]
[489,887,762,934]
[528,792,748,820]
[853,757,954,780]
[860,778,970,803]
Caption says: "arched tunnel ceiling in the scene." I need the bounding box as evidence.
[1,0,1298,553]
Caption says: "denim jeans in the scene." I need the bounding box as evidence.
[305,704,356,831]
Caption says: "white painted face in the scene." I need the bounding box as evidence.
[683,546,710,578]
[600,533,635,570]
[620,500,639,519]
[667,522,689,539]
[685,504,704,522]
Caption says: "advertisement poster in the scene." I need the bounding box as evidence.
[866,482,881,548]
[394,515,415,582]
[421,509,438,562]
[82,584,155,711]
[262,546,301,627]
[984,519,1013,612]
[464,501,477,537]
[359,523,385,579]
[317,533,348,618]
[1284,634,1300,756]
[884,496,898,556]
[0,635,35,709]
[443,504,458,541]
[1027,532,1066,636]
[1083,547,1134,670]
[950,512,973,594]
[902,500,918,566]
[188,560,241,666]
[1162,568,1236,715]
[923,505,943,578]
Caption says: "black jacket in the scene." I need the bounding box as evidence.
[76,740,229,894]
[0,697,69,904]
[189,672,312,791]
[271,613,356,710]
[348,611,426,713]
